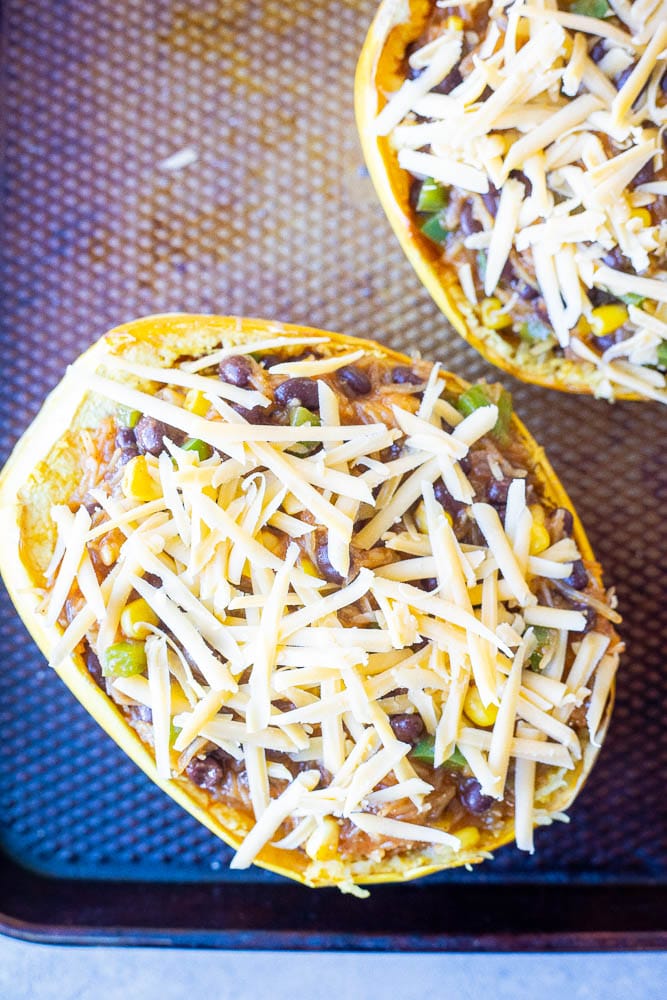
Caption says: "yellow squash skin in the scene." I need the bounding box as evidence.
[354,0,643,400]
[0,313,614,889]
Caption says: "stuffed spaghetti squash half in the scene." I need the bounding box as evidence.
[0,314,622,890]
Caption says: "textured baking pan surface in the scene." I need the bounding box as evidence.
[1,0,666,949]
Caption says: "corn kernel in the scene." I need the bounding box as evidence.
[481,297,512,330]
[305,817,340,861]
[183,388,209,416]
[415,501,428,534]
[414,500,452,534]
[529,503,545,525]
[631,208,652,228]
[589,304,628,338]
[121,597,159,640]
[121,455,161,502]
[468,583,483,606]
[203,484,218,502]
[574,315,592,336]
[258,528,282,556]
[456,825,481,850]
[446,15,464,31]
[464,685,499,727]
[300,556,319,577]
[529,522,551,555]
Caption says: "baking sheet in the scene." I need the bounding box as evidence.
[0,0,666,944]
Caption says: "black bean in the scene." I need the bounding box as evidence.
[218,354,253,387]
[84,646,105,689]
[615,63,648,107]
[551,507,573,539]
[459,777,494,815]
[265,351,316,368]
[115,425,139,465]
[565,559,589,591]
[615,64,636,91]
[419,577,438,592]
[409,177,422,212]
[661,70,667,94]
[632,159,654,188]
[386,442,404,461]
[392,365,424,385]
[487,478,512,510]
[274,377,320,409]
[589,39,607,64]
[314,542,345,584]
[434,479,464,518]
[509,169,532,197]
[116,427,137,450]
[601,247,629,272]
[596,329,630,351]
[233,403,273,424]
[390,713,425,744]
[143,572,163,589]
[517,282,539,301]
[134,415,183,456]
[588,288,618,308]
[186,755,226,793]
[433,65,462,95]
[481,183,500,217]
[459,202,482,236]
[337,365,371,397]
[118,448,139,466]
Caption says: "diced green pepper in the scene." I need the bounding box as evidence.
[528,626,555,672]
[494,388,513,443]
[182,437,213,461]
[657,342,667,368]
[290,406,320,429]
[456,384,491,417]
[456,384,513,442]
[420,212,449,244]
[410,736,435,762]
[103,640,147,678]
[169,722,182,746]
[618,293,645,307]
[519,318,552,342]
[417,178,447,213]
[117,406,141,429]
[532,626,552,645]
[447,747,467,768]
[287,405,321,457]
[410,737,466,768]
[570,0,610,17]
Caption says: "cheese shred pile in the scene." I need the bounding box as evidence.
[42,334,621,873]
[377,0,667,401]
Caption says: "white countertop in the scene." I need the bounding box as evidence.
[0,935,664,1000]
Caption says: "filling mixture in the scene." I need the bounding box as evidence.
[375,0,667,400]
[38,329,621,878]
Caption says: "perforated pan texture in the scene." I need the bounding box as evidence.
[0,0,665,884]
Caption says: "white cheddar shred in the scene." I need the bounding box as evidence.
[376,0,667,401]
[37,327,620,885]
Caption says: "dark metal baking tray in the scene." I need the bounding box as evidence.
[1,0,666,950]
